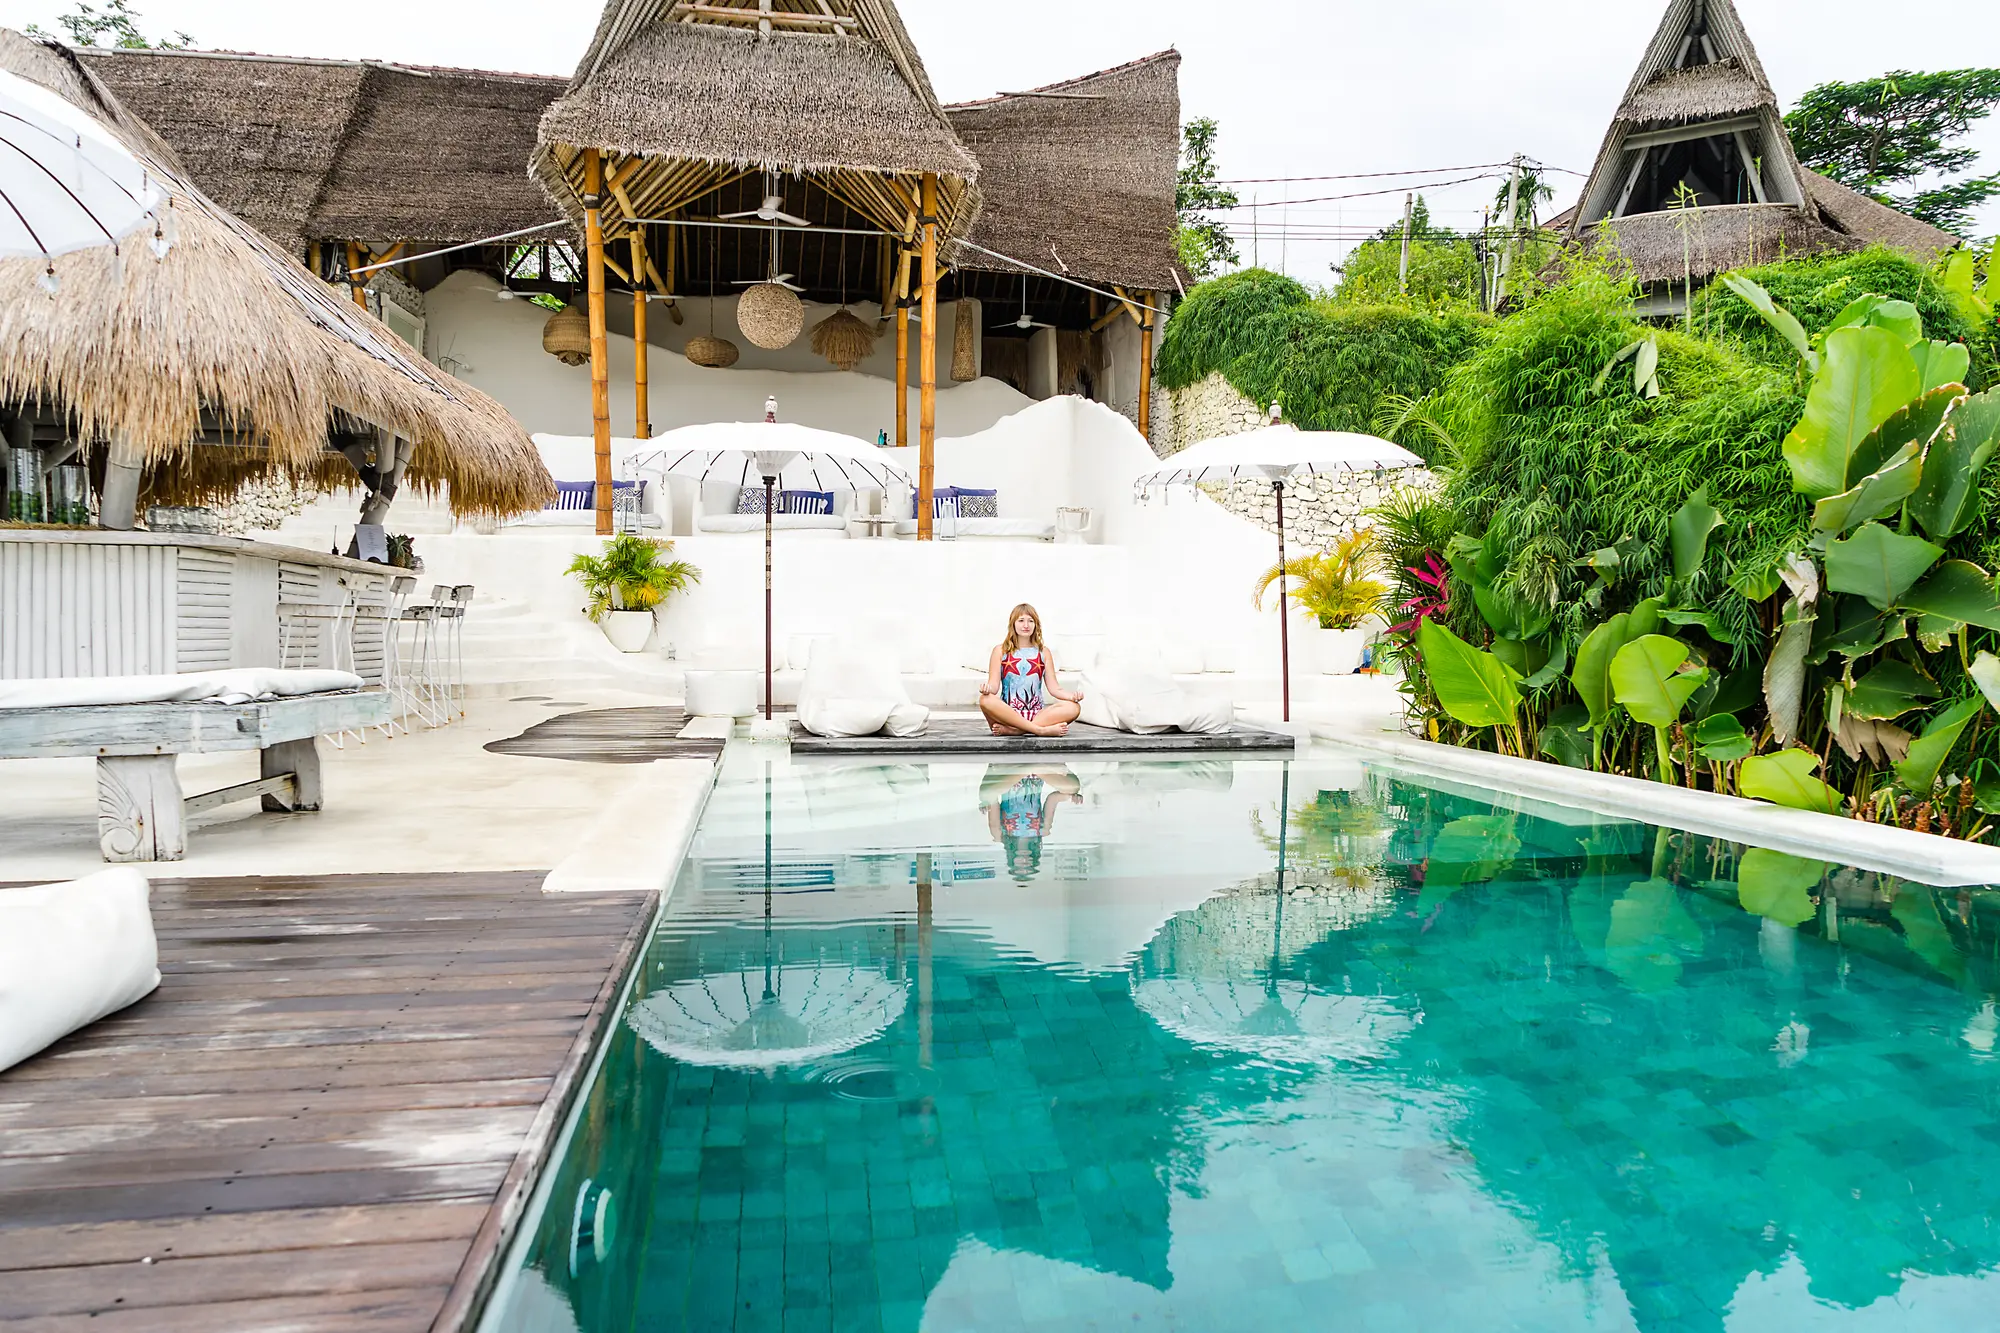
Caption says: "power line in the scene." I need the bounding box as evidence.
[1200,172,1505,210]
[1213,161,1588,186]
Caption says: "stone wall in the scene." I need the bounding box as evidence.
[1159,372,1438,549]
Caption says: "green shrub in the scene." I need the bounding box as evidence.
[1690,246,1994,388]
[1156,269,1489,449]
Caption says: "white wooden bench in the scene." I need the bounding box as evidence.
[0,691,391,862]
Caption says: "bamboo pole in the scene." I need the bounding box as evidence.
[584,149,613,535]
[1137,290,1156,443]
[917,172,939,542]
[345,241,367,309]
[631,231,650,440]
[894,247,911,452]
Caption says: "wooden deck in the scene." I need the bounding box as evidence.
[0,871,655,1332]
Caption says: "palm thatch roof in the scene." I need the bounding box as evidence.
[945,50,1182,293]
[533,0,978,247]
[0,31,551,517]
[79,47,565,252]
[1560,0,1957,288]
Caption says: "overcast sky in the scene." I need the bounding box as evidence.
[6,0,1996,284]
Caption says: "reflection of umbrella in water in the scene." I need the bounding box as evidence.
[627,757,905,1068]
[627,963,906,1069]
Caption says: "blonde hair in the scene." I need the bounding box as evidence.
[1002,603,1047,655]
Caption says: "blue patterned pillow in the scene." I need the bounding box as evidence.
[956,488,998,519]
[734,487,768,516]
[910,486,958,518]
[779,490,834,515]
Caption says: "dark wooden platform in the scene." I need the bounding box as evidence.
[792,717,1296,755]
[484,706,725,764]
[0,872,654,1332]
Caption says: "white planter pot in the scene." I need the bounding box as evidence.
[1315,626,1369,676]
[601,609,654,653]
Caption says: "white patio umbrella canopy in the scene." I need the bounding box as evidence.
[0,69,168,274]
[1132,978,1415,1065]
[626,963,907,1070]
[621,419,913,723]
[1131,421,1423,720]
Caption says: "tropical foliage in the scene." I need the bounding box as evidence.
[565,535,701,622]
[1378,255,2000,840]
[1175,118,1240,282]
[1785,68,2000,235]
[1328,195,1560,314]
[27,0,192,49]
[1254,527,1390,629]
[1155,269,1488,444]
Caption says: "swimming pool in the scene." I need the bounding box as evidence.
[484,748,2000,1332]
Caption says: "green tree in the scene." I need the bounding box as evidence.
[1330,197,1484,311]
[1176,117,1240,282]
[1491,164,1557,231]
[1786,69,2000,235]
[28,0,193,48]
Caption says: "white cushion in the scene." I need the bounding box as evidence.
[0,870,160,1073]
[891,518,1055,540]
[1078,664,1232,736]
[684,670,759,719]
[0,669,364,710]
[797,636,929,738]
[787,634,831,672]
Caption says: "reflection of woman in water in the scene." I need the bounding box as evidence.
[980,765,1082,882]
[979,603,1084,737]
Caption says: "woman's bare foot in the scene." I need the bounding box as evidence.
[1032,720,1070,737]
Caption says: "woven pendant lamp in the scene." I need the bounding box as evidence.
[686,231,740,368]
[542,303,590,366]
[951,296,977,382]
[738,282,804,350]
[812,308,876,371]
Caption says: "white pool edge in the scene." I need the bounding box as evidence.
[1316,728,2000,888]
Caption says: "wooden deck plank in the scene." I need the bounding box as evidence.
[0,871,655,1331]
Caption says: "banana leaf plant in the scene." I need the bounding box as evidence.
[1725,275,2000,828]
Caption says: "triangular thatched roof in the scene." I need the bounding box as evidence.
[0,31,551,517]
[1561,0,1957,290]
[946,50,1184,294]
[79,47,565,252]
[533,0,978,243]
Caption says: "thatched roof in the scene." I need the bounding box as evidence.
[1617,56,1770,124]
[1803,169,1959,261]
[534,0,978,245]
[945,50,1183,293]
[1574,203,1860,286]
[80,47,565,251]
[0,32,551,517]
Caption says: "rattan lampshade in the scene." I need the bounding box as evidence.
[542,304,590,366]
[685,335,740,368]
[810,308,877,372]
[737,282,804,350]
[951,297,978,382]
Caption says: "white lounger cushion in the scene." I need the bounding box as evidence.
[892,518,1055,540]
[797,638,928,738]
[0,668,365,710]
[1080,664,1233,735]
[0,870,160,1073]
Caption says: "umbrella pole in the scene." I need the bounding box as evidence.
[1274,479,1291,722]
[763,475,776,721]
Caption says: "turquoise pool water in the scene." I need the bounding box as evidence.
[487,750,2000,1332]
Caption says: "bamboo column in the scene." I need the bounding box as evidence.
[917,173,939,541]
[345,242,367,309]
[583,149,613,535]
[631,231,651,440]
[1137,290,1156,443]
[894,248,911,452]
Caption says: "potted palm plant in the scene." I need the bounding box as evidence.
[1254,527,1389,675]
[565,535,701,652]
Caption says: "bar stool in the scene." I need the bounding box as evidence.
[397,589,447,729]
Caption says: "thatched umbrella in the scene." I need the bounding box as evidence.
[0,32,551,527]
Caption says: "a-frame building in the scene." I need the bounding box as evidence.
[1558,0,1957,312]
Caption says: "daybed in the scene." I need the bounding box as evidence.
[0,669,390,862]
[692,481,863,537]
[506,479,665,529]
[891,486,1055,541]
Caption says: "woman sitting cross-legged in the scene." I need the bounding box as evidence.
[979,603,1084,737]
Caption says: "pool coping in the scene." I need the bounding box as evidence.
[1317,728,2000,887]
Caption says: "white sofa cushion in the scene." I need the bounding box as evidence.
[797,637,928,738]
[1080,664,1232,736]
[0,669,364,710]
[698,514,850,535]
[0,869,160,1073]
[892,518,1054,540]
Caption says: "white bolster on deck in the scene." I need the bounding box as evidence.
[0,668,366,710]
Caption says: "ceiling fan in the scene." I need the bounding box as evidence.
[722,169,811,227]
[992,274,1051,330]
[733,224,805,292]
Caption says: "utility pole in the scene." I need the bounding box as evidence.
[1398,193,1413,294]
[1495,155,1523,309]
[1476,207,1491,312]
[1251,191,1260,269]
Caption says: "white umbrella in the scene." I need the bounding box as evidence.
[622,411,913,723]
[627,962,907,1070]
[0,70,171,286]
[1132,409,1423,720]
[1132,978,1415,1064]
